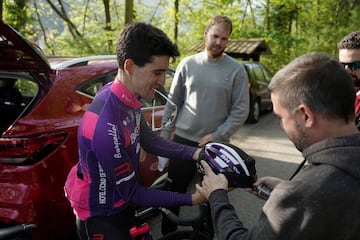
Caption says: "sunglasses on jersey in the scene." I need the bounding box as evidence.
[340,61,360,71]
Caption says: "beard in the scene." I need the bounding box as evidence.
[206,43,225,59]
[209,49,224,59]
[291,120,310,152]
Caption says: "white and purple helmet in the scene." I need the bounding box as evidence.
[198,142,257,188]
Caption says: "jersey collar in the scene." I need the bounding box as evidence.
[110,78,142,109]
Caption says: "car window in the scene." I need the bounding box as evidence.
[0,76,38,133]
[76,69,174,108]
[15,78,38,96]
[77,71,117,98]
[252,64,266,81]
[261,65,272,82]
[0,77,38,106]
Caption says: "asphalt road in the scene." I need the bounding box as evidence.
[149,111,304,239]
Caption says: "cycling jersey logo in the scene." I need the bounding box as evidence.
[98,162,107,204]
[130,112,141,145]
[115,162,135,185]
[121,93,133,106]
[107,122,122,159]
[122,110,135,126]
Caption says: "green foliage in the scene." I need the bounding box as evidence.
[14,78,38,96]
[3,0,35,36]
[2,0,360,74]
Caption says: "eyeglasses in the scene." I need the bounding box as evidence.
[340,61,360,71]
[151,88,177,131]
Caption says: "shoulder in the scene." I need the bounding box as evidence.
[222,56,246,78]
[222,55,243,68]
[181,52,204,63]
[176,52,205,71]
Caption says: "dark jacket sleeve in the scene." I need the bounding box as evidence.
[208,180,326,240]
[208,189,279,240]
[208,189,249,240]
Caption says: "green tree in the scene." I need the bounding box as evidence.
[125,0,135,24]
[2,0,360,74]
[2,0,34,35]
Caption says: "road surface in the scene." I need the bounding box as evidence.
[149,111,303,239]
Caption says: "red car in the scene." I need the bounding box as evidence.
[0,21,170,239]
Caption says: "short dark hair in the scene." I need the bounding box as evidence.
[205,15,232,34]
[116,22,180,70]
[269,53,355,123]
[337,30,360,49]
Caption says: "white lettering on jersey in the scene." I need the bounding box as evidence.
[98,162,107,204]
[130,112,141,145]
[107,122,122,159]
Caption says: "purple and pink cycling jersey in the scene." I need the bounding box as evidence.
[65,79,195,220]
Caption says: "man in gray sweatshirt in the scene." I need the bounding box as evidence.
[197,52,360,240]
[160,15,249,234]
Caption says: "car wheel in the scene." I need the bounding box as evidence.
[247,99,260,124]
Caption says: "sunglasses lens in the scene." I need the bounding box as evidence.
[341,61,360,71]
[352,62,360,71]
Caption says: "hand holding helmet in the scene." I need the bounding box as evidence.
[196,142,257,188]
[195,160,229,199]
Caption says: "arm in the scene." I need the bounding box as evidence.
[196,161,249,239]
[197,161,309,240]
[208,189,249,239]
[92,115,194,208]
[160,63,186,139]
[141,115,200,160]
[140,115,204,204]
[212,64,250,141]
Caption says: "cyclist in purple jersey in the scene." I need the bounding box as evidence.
[64,22,205,240]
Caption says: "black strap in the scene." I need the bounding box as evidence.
[289,159,307,180]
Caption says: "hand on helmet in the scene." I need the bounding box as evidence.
[196,142,257,188]
[196,160,228,200]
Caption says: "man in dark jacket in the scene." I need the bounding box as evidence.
[196,53,360,240]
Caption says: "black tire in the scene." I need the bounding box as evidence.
[246,99,260,124]
[159,230,210,240]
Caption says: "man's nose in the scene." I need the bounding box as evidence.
[215,38,222,45]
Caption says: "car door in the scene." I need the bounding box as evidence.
[0,21,53,135]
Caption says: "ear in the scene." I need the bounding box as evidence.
[297,104,315,127]
[124,59,135,76]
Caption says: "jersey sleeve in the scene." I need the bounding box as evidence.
[140,115,196,160]
[91,110,192,208]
